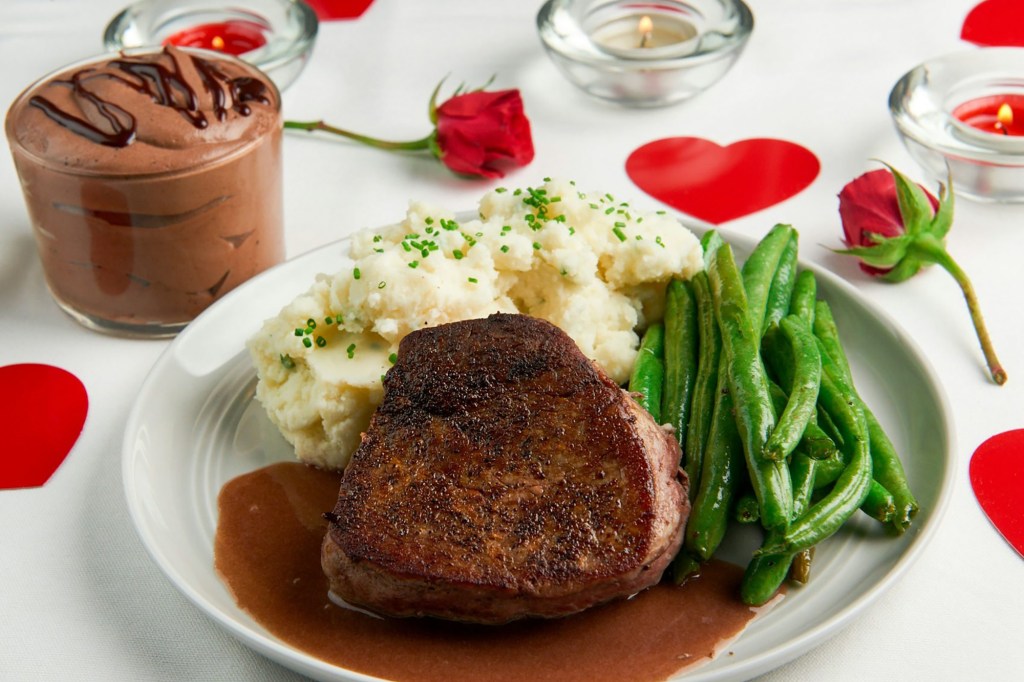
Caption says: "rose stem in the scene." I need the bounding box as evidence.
[916,235,1007,385]
[283,120,432,151]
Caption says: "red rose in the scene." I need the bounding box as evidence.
[284,79,534,180]
[838,168,939,277]
[835,163,1006,385]
[434,89,534,179]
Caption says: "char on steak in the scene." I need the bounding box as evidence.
[321,313,689,624]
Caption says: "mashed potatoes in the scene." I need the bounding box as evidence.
[248,179,703,470]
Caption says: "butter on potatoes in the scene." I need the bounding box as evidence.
[248,179,703,470]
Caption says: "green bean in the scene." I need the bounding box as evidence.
[812,301,853,380]
[685,356,744,560]
[701,230,725,268]
[813,300,919,531]
[741,224,796,338]
[662,280,698,444]
[669,551,701,585]
[790,451,818,520]
[767,381,837,461]
[683,271,721,497]
[628,322,665,422]
[788,548,814,585]
[861,479,896,524]
[707,243,792,531]
[733,492,760,524]
[741,530,793,606]
[759,352,872,556]
[812,450,847,489]
[789,269,817,325]
[763,315,821,461]
[763,233,799,333]
[865,408,918,531]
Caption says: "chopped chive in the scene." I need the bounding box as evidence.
[408,260,419,268]
[425,217,434,225]
[388,352,398,364]
[302,337,312,348]
[613,226,627,242]
[280,354,295,369]
[468,277,478,284]
[605,207,615,215]
[324,316,334,325]
[453,249,464,260]
[543,176,552,182]
[500,244,510,253]
[656,236,665,247]
[614,221,626,228]
[378,281,386,289]
[353,268,361,280]
[495,187,508,193]
[316,336,327,348]
[293,328,304,337]
[372,235,382,243]
[346,343,356,359]
[401,241,412,252]
[374,248,384,253]
[533,242,542,250]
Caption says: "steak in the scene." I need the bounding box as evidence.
[321,313,689,624]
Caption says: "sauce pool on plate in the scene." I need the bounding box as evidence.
[215,462,772,682]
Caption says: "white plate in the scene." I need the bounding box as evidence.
[123,226,955,682]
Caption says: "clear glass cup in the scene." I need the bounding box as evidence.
[6,47,285,337]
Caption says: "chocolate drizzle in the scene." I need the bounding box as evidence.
[29,71,136,147]
[27,47,272,148]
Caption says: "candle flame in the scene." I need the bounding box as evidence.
[638,15,653,47]
[998,102,1013,127]
[212,35,225,50]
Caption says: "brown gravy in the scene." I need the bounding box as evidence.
[215,462,768,682]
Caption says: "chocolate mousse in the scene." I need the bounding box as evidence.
[5,46,284,335]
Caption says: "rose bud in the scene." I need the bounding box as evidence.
[284,78,534,180]
[836,164,1006,385]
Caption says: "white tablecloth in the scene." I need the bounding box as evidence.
[1,1,1022,679]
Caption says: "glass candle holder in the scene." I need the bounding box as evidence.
[890,47,1024,203]
[5,47,285,337]
[103,0,318,91]
[536,0,753,108]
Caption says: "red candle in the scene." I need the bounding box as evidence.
[163,20,268,56]
[952,94,1024,136]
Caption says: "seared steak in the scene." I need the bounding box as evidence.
[322,313,688,624]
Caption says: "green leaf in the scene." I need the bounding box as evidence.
[928,169,955,240]
[886,164,934,236]
[880,253,924,282]
[836,233,912,268]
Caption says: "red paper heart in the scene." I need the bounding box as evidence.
[970,430,1024,556]
[961,0,1024,46]
[626,137,820,224]
[0,364,88,490]
[303,0,374,21]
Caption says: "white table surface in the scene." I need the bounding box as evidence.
[2,1,1022,680]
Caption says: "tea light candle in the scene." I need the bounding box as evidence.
[537,0,753,107]
[889,48,1024,202]
[163,20,269,55]
[103,0,319,91]
[590,12,699,57]
[952,95,1024,137]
